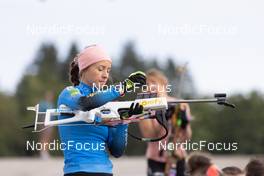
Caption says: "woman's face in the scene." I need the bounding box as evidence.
[146,75,164,93]
[81,60,111,88]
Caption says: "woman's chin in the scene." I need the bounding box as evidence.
[97,82,107,87]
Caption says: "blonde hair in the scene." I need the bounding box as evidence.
[146,68,168,86]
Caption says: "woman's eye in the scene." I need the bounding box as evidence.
[98,67,104,71]
[107,69,111,73]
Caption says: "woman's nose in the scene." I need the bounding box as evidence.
[102,70,108,79]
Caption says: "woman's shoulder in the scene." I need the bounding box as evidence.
[59,86,81,97]
[57,85,83,109]
[57,86,82,103]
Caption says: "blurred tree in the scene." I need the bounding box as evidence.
[148,59,161,70]
[16,43,60,112]
[15,43,61,155]
[165,58,178,78]
[60,42,79,85]
[191,91,264,154]
[163,59,196,98]
[34,43,59,85]
[0,92,24,156]
[119,42,145,78]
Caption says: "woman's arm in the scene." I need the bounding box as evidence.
[139,118,165,138]
[107,102,145,157]
[79,71,146,111]
[58,86,120,110]
[107,124,128,158]
[78,87,120,111]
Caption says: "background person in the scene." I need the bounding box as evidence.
[222,166,244,176]
[187,153,222,176]
[245,158,264,176]
[139,69,192,176]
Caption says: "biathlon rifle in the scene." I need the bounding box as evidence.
[23,93,235,142]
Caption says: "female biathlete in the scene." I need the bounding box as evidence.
[139,69,192,176]
[57,45,146,176]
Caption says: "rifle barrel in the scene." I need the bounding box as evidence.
[168,98,218,105]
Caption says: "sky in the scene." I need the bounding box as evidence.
[0,0,263,95]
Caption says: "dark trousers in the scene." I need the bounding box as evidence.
[147,158,186,176]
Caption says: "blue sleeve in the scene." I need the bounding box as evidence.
[58,87,82,110]
[107,124,128,158]
[78,87,121,111]
[58,86,121,111]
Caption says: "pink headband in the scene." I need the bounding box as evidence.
[77,45,112,72]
